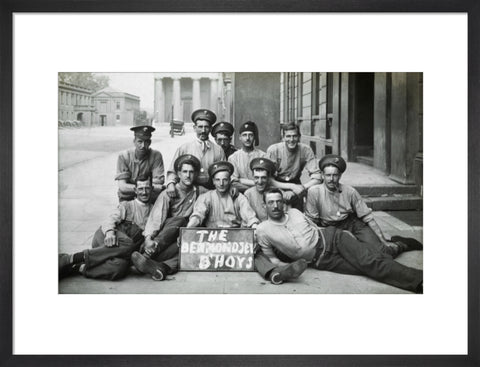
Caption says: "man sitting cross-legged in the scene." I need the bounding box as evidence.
[59,175,154,281]
[256,188,424,293]
[131,154,208,281]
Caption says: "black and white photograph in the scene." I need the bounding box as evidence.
[9,11,472,360]
[58,71,424,294]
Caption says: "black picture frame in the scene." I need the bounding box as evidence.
[1,1,478,366]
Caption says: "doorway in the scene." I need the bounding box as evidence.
[353,73,374,165]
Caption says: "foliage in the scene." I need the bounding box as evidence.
[58,73,109,92]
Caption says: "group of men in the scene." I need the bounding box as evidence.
[59,108,423,293]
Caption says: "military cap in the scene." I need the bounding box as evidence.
[239,120,259,146]
[208,161,234,178]
[191,109,217,125]
[174,154,201,173]
[130,125,155,139]
[211,121,234,137]
[319,154,347,173]
[250,157,276,176]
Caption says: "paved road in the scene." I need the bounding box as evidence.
[58,125,423,294]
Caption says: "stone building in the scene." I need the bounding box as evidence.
[153,73,226,123]
[58,82,95,126]
[279,72,423,192]
[92,87,140,126]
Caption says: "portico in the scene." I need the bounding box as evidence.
[154,73,225,123]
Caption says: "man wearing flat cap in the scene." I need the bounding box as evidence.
[116,125,165,202]
[305,154,391,247]
[211,121,237,159]
[266,122,322,210]
[130,154,208,281]
[228,121,267,193]
[166,109,225,195]
[186,161,259,229]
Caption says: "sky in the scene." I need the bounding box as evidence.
[96,72,155,113]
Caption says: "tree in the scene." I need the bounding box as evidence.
[58,73,109,92]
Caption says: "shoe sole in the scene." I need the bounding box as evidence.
[59,254,73,279]
[131,252,165,281]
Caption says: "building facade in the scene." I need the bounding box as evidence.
[58,82,96,126]
[228,72,281,151]
[153,73,226,123]
[280,72,423,190]
[92,87,141,126]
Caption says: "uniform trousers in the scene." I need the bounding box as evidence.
[84,222,144,280]
[330,215,381,246]
[146,216,188,274]
[312,227,422,292]
[254,252,278,279]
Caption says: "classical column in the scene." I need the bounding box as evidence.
[210,78,218,112]
[154,78,165,123]
[172,77,181,121]
[192,77,201,112]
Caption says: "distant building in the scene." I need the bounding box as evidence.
[153,73,225,123]
[92,87,140,126]
[58,82,95,126]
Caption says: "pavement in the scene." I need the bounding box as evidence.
[58,125,423,294]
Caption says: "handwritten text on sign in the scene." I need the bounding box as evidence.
[180,228,255,271]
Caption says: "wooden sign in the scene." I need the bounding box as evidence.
[179,228,255,272]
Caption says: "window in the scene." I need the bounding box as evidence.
[116,101,121,110]
[116,115,120,120]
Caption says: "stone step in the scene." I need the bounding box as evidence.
[364,195,423,211]
[353,184,419,196]
[356,155,374,166]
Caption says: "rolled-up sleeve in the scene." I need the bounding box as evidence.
[101,203,127,233]
[237,194,260,228]
[143,192,170,237]
[256,228,282,266]
[303,146,321,179]
[351,189,373,223]
[115,152,131,181]
[190,192,210,225]
[228,154,240,182]
[166,147,182,183]
[305,188,321,225]
[151,151,165,185]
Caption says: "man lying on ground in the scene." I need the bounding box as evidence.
[256,188,423,293]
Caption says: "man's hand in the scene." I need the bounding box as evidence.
[282,190,296,202]
[229,186,239,200]
[143,237,158,258]
[104,231,117,247]
[291,184,305,196]
[166,183,177,198]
